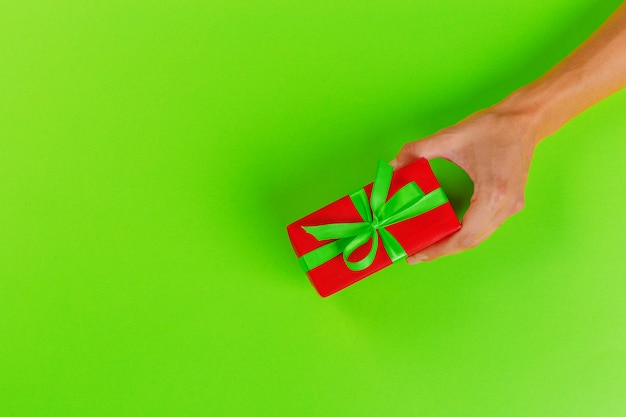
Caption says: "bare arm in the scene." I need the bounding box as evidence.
[392,2,626,263]
[508,1,626,141]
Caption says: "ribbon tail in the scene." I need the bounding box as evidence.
[302,222,369,240]
[298,237,353,272]
[349,188,373,223]
[378,227,407,263]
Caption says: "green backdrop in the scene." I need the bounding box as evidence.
[1,1,625,416]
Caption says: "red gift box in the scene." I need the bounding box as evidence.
[287,158,461,297]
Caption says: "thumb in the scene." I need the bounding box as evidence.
[390,136,452,169]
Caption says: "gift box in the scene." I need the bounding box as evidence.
[287,158,461,297]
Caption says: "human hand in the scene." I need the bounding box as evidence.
[390,2,626,264]
[391,106,540,263]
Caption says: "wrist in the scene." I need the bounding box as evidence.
[493,80,572,145]
[487,88,549,147]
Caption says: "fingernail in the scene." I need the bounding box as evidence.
[408,253,428,265]
[389,159,397,168]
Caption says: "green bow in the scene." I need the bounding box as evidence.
[299,160,449,272]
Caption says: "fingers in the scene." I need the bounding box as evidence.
[390,136,452,169]
[407,198,493,263]
[406,184,520,263]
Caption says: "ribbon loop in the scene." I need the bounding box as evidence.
[299,160,449,272]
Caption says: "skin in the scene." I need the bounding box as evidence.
[391,2,626,264]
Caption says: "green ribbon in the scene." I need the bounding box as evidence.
[299,160,449,272]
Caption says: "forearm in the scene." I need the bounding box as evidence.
[498,2,626,143]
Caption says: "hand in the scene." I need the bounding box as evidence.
[391,106,539,263]
[391,2,626,264]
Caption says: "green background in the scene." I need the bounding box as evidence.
[1,1,625,416]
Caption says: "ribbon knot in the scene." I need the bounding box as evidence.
[299,160,449,272]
